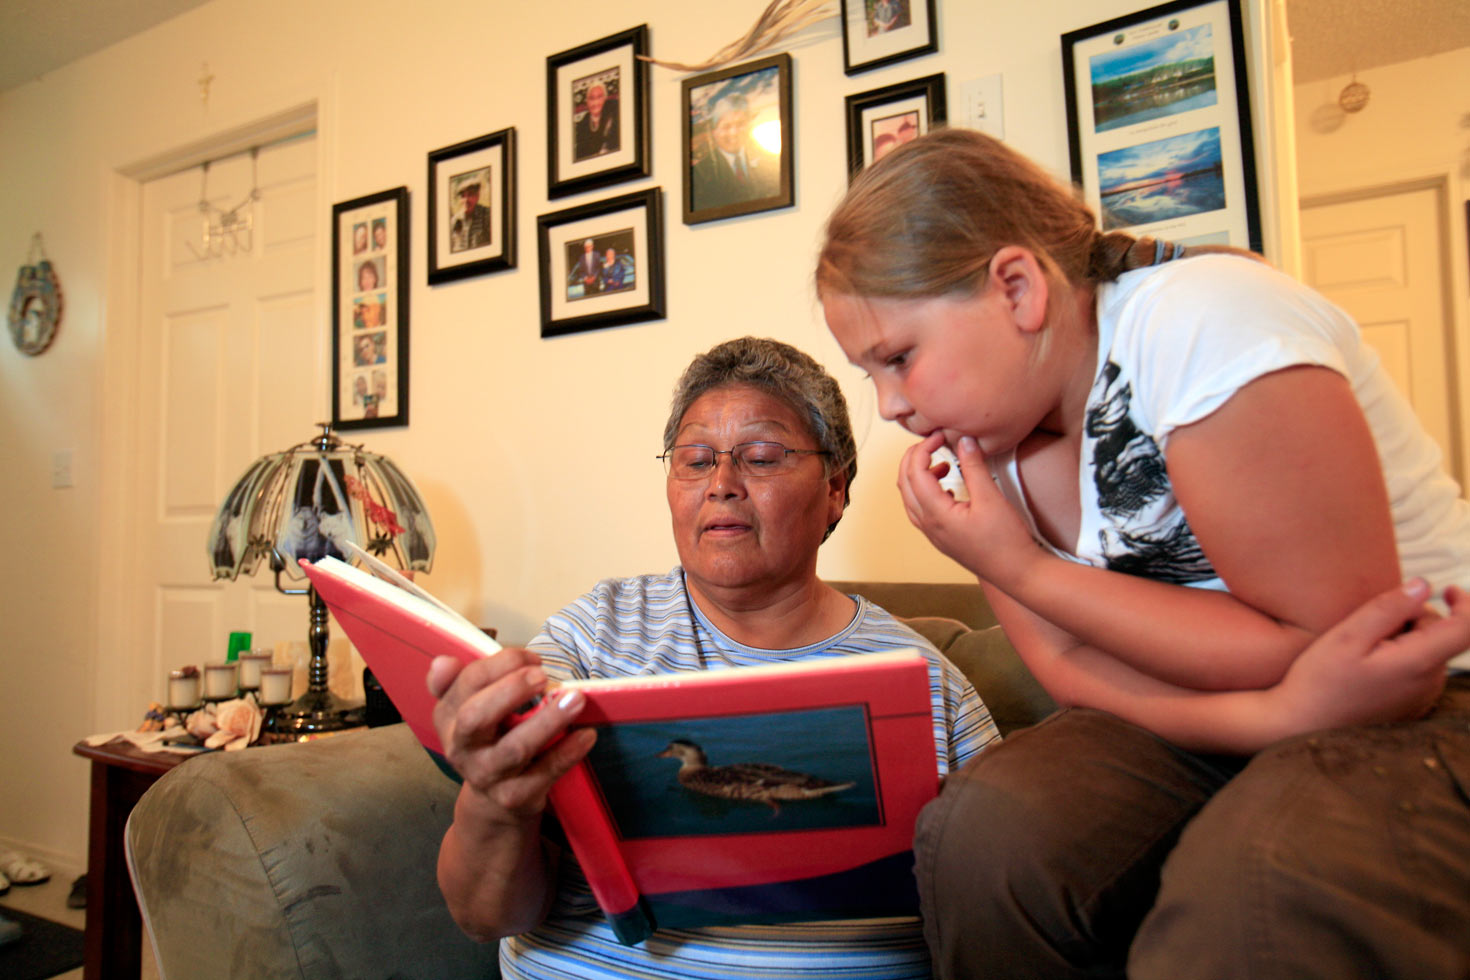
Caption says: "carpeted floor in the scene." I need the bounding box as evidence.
[0,904,85,980]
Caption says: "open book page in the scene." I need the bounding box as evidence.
[310,555,501,658]
[555,648,923,692]
[338,540,484,634]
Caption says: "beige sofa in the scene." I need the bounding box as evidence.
[126,580,1053,980]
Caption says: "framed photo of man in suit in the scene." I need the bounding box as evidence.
[682,53,794,226]
[537,188,666,339]
[427,127,517,284]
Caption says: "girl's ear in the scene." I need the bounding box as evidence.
[987,246,1049,333]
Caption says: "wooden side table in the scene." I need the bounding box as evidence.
[72,738,192,980]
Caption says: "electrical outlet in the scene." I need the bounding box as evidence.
[52,449,74,489]
[962,74,1005,139]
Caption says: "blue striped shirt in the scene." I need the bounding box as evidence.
[503,568,999,980]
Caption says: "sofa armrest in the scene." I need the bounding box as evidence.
[905,616,1057,737]
[126,724,500,980]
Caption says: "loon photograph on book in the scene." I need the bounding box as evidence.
[300,553,941,945]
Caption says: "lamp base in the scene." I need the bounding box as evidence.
[267,688,366,736]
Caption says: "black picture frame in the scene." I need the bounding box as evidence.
[844,73,946,182]
[332,187,409,430]
[1061,0,1262,252]
[840,0,939,76]
[427,128,516,284]
[547,25,652,199]
[537,187,666,339]
[681,53,794,226]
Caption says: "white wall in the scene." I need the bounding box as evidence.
[0,0,1274,868]
[1293,46,1470,487]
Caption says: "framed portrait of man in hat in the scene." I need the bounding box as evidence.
[427,127,517,284]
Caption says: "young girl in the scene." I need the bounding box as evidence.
[817,128,1470,979]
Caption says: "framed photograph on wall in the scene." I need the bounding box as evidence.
[547,25,652,199]
[844,73,946,181]
[1062,0,1262,251]
[332,187,409,429]
[427,127,516,284]
[682,53,793,226]
[537,187,665,339]
[840,0,938,76]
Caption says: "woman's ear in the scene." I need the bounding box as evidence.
[987,246,1049,333]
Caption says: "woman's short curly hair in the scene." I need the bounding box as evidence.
[664,337,858,529]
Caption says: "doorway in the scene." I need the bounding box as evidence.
[1300,179,1462,485]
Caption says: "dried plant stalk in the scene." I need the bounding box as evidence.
[639,0,835,73]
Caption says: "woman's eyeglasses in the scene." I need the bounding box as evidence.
[657,442,830,480]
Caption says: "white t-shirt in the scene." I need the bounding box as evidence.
[988,254,1470,668]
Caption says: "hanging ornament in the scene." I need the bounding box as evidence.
[7,233,62,356]
[188,147,261,259]
[638,0,833,72]
[1338,74,1370,113]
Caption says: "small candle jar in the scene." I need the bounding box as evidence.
[259,666,294,706]
[167,668,201,709]
[203,661,239,701]
[238,652,272,691]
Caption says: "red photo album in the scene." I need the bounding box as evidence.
[301,554,941,945]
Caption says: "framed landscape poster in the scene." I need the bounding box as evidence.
[332,187,409,430]
[1062,0,1262,252]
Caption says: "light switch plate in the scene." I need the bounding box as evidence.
[962,74,1005,139]
[52,449,74,488]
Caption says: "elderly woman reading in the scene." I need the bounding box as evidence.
[428,336,1000,979]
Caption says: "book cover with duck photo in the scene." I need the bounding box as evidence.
[300,554,940,946]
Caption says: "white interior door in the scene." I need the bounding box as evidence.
[132,133,323,703]
[1300,181,1462,484]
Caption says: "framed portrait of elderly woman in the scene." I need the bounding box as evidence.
[682,53,794,226]
[844,73,946,181]
[332,187,409,430]
[547,25,652,199]
[840,0,939,76]
[427,128,516,284]
[537,187,665,339]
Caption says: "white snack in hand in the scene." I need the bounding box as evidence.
[930,445,969,501]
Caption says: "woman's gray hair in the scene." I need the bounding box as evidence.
[664,337,858,510]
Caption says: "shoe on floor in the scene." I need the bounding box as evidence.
[0,847,50,886]
[67,873,87,909]
[0,913,21,948]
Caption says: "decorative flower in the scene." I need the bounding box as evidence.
[207,697,264,751]
[186,707,217,740]
[345,475,405,535]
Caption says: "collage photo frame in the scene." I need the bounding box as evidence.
[332,187,410,430]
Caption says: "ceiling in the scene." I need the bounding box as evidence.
[0,0,1466,94]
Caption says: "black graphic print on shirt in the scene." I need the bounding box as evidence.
[1086,361,1216,584]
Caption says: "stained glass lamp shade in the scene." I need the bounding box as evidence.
[206,424,435,733]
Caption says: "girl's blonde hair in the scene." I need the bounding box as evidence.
[816,127,1254,302]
